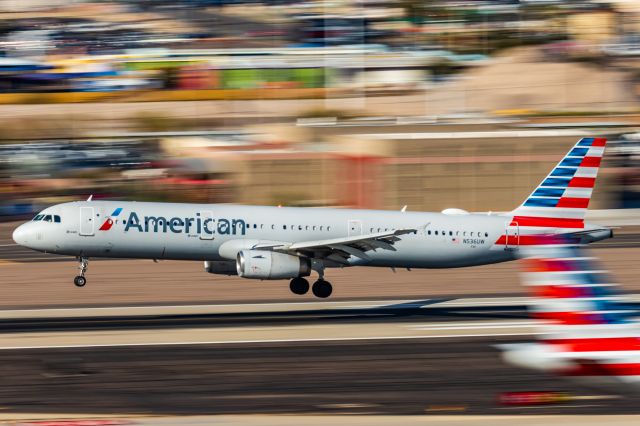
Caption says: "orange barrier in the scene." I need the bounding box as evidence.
[0,88,338,104]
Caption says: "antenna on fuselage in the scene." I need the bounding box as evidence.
[87,195,93,202]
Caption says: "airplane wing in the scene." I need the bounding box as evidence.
[255,228,417,264]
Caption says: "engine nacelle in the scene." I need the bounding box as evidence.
[236,250,311,280]
[204,260,238,276]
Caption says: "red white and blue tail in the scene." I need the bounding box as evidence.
[511,137,606,223]
[501,243,640,390]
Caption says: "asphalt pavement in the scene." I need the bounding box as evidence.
[0,338,637,417]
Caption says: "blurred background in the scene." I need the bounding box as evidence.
[1,0,639,216]
[4,2,640,422]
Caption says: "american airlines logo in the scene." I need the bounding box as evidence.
[98,208,123,231]
[112,211,248,236]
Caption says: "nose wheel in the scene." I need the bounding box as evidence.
[74,256,89,287]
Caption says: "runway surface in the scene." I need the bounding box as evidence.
[0,337,638,417]
[0,298,637,418]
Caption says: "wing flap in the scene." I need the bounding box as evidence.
[254,228,416,261]
[283,228,416,251]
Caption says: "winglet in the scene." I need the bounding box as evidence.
[87,195,93,202]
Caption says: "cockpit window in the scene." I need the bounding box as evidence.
[54,215,61,223]
[43,215,52,222]
[33,214,44,221]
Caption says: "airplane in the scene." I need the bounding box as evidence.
[12,137,612,298]
[500,239,640,392]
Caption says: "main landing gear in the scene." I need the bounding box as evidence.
[289,266,333,298]
[74,256,89,287]
[312,279,332,298]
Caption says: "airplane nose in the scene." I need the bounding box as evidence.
[12,223,29,246]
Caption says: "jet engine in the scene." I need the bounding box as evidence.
[236,250,311,280]
[204,260,238,276]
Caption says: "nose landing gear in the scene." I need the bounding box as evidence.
[74,256,89,287]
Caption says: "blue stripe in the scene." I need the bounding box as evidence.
[568,147,589,157]
[533,187,565,197]
[550,167,577,177]
[111,207,123,217]
[524,198,559,207]
[559,157,582,167]
[541,178,571,187]
[577,138,594,147]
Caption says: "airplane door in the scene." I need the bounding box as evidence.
[79,207,95,236]
[200,211,214,240]
[348,220,363,237]
[505,221,519,250]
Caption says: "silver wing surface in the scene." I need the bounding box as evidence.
[255,229,417,264]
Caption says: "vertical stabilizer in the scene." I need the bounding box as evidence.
[511,137,606,223]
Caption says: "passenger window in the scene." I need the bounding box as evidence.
[485,232,489,237]
[456,231,460,236]
[305,225,309,230]
[320,226,323,231]
[54,215,61,223]
[463,231,466,236]
[427,230,431,235]
[283,225,287,230]
[314,226,317,231]
[44,215,52,222]
[327,226,331,231]
[435,231,438,235]
[470,232,474,236]
[253,224,257,229]
[449,231,452,236]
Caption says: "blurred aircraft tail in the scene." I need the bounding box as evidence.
[501,243,640,390]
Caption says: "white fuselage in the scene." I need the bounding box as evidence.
[14,201,520,268]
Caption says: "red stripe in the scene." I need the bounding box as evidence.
[557,197,590,208]
[512,216,584,229]
[494,235,570,246]
[580,156,601,167]
[544,337,640,352]
[566,363,640,377]
[568,177,595,188]
[591,137,607,147]
[534,285,589,299]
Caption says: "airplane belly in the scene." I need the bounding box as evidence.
[364,239,513,268]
